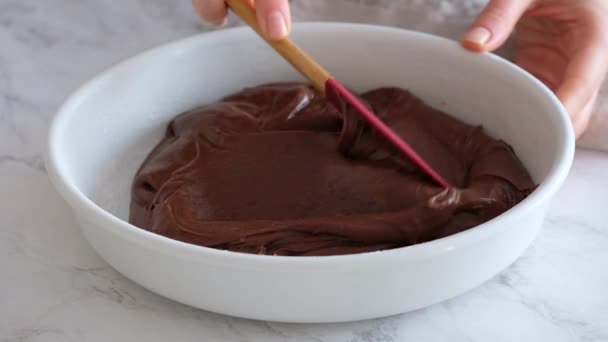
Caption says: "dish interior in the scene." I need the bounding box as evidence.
[52,26,564,237]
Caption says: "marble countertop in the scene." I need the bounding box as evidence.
[1,1,607,341]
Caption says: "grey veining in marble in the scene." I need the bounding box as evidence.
[1,1,607,341]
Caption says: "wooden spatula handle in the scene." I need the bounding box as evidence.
[225,0,331,92]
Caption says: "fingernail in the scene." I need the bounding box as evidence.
[463,27,492,47]
[210,17,227,28]
[266,11,288,40]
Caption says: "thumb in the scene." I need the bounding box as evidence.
[461,0,533,52]
[255,0,291,41]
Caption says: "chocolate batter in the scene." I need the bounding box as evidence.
[130,83,534,256]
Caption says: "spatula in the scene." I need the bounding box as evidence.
[225,0,450,188]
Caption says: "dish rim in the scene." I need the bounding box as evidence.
[45,22,575,267]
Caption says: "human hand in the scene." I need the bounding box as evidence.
[461,0,608,137]
[192,0,291,40]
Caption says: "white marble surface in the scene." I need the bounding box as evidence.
[1,1,607,341]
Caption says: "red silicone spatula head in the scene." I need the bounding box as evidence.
[325,78,451,188]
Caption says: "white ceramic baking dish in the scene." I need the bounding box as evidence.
[46,23,574,323]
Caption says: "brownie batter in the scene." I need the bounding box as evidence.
[130,83,535,256]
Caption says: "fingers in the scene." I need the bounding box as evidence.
[571,90,598,138]
[193,0,228,27]
[461,0,533,52]
[193,0,291,40]
[557,33,608,138]
[255,0,291,40]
